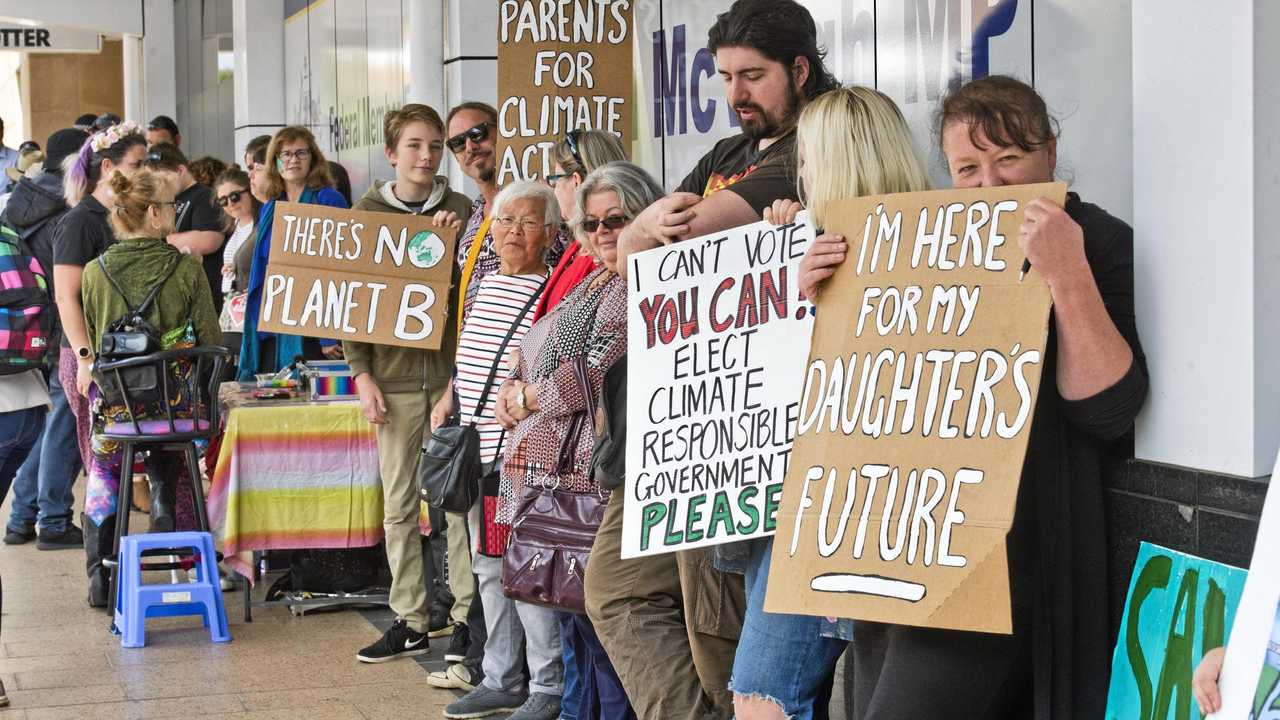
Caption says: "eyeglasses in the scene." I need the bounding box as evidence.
[278,148,311,161]
[151,200,178,211]
[564,129,585,169]
[446,123,492,153]
[495,216,548,234]
[215,190,246,207]
[581,214,630,233]
[545,173,569,186]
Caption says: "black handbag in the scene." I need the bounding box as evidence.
[94,255,180,404]
[419,279,545,512]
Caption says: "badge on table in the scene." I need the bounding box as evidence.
[765,182,1066,634]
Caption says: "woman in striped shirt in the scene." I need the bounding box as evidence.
[430,181,564,720]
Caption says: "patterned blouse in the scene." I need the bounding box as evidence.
[499,268,627,523]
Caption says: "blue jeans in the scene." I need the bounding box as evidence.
[7,363,80,532]
[0,406,46,507]
[558,612,582,720]
[729,537,846,720]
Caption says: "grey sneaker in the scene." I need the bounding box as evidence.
[508,693,561,720]
[444,685,528,719]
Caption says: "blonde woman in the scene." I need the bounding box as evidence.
[731,86,931,720]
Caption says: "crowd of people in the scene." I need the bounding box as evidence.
[0,0,1174,717]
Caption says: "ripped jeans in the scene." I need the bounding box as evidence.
[728,537,846,719]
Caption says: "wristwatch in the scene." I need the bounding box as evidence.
[515,384,528,411]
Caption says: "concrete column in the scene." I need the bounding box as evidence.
[231,0,285,159]
[122,35,144,124]
[406,0,445,112]
[141,0,177,122]
[443,0,498,196]
[1132,0,1280,478]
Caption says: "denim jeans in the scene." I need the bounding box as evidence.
[558,612,582,720]
[7,358,80,533]
[0,406,46,507]
[729,537,846,720]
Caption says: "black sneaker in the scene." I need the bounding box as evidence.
[36,524,84,551]
[356,619,429,663]
[3,525,35,545]
[444,622,471,663]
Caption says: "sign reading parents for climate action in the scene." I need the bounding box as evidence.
[258,203,456,350]
[765,183,1066,635]
[496,0,633,184]
[622,216,814,558]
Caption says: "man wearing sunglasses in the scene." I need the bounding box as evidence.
[143,143,226,310]
[444,102,569,319]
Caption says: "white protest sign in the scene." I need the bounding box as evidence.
[622,215,814,558]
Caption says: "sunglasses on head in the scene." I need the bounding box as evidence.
[564,128,585,168]
[581,214,630,233]
[215,190,246,207]
[446,123,492,153]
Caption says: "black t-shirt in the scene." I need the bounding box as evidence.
[675,131,799,214]
[395,192,428,214]
[175,183,227,309]
[52,195,115,348]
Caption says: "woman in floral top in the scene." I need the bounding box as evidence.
[497,162,664,719]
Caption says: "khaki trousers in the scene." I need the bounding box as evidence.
[376,390,430,631]
[585,495,739,720]
[446,508,475,624]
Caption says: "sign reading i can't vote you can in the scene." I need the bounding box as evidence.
[622,216,815,558]
[765,182,1066,634]
[258,203,456,349]
[496,0,633,184]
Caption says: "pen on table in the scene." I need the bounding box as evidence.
[1019,258,1031,283]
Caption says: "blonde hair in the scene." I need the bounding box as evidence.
[796,86,931,229]
[106,168,176,238]
[550,130,627,178]
[263,126,333,199]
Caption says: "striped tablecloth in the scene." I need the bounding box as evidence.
[208,401,384,579]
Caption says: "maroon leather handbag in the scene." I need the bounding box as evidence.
[501,358,606,613]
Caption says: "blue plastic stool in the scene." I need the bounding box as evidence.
[112,531,231,648]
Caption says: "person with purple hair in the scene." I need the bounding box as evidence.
[51,121,148,607]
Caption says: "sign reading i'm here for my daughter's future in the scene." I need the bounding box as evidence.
[258,203,457,350]
[622,215,814,558]
[765,183,1066,635]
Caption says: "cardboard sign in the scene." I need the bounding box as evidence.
[1214,451,1280,720]
[258,203,456,350]
[622,216,815,558]
[764,183,1065,634]
[1106,543,1248,719]
[495,0,634,183]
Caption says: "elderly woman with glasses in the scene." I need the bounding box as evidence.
[435,181,567,720]
[495,162,664,720]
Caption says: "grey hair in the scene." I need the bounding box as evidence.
[491,180,562,227]
[570,161,664,238]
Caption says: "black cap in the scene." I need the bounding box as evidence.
[73,113,97,130]
[43,128,90,172]
[92,113,121,132]
[147,115,180,136]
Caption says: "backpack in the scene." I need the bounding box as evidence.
[94,255,180,404]
[0,223,54,375]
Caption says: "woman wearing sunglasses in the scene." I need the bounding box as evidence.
[211,166,260,354]
[537,129,626,324]
[237,126,349,380]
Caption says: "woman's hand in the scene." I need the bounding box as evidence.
[433,210,462,232]
[430,391,453,431]
[763,199,803,226]
[1019,198,1090,291]
[495,379,519,429]
[798,232,847,301]
[1193,646,1225,715]
[322,343,344,359]
[75,358,93,397]
[354,373,389,425]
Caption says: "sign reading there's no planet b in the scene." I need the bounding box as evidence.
[765,183,1066,635]
[622,216,814,558]
[259,203,456,349]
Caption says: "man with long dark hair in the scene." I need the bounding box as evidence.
[586,2,838,718]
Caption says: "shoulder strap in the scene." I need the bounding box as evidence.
[455,213,493,338]
[97,255,138,314]
[469,276,548,428]
[96,254,181,320]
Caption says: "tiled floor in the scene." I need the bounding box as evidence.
[0,484,461,719]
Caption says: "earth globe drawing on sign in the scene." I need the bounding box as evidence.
[408,230,446,269]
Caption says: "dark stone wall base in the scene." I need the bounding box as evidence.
[1105,451,1270,634]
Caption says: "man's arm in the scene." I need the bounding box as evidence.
[167,230,223,255]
